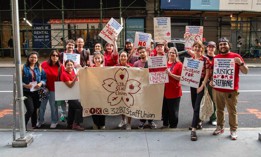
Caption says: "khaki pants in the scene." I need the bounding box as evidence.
[213,89,239,131]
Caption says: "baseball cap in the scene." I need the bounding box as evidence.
[156,42,164,46]
[125,38,133,43]
[207,41,216,47]
[218,37,229,43]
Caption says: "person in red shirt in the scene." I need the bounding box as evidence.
[104,38,119,66]
[187,41,211,141]
[38,50,64,129]
[211,37,248,140]
[116,51,132,130]
[60,59,84,131]
[91,51,106,130]
[163,47,183,128]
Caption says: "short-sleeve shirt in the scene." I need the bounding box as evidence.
[60,70,76,82]
[164,61,183,99]
[104,51,118,66]
[213,52,244,92]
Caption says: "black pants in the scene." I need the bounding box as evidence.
[190,83,204,128]
[162,97,181,128]
[67,100,83,126]
[92,115,106,127]
[24,91,40,127]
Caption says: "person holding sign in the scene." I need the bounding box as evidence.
[211,37,248,140]
[162,47,183,128]
[60,59,84,131]
[133,47,157,129]
[187,41,211,141]
[91,52,106,130]
[22,51,47,129]
[104,38,119,66]
[116,51,133,130]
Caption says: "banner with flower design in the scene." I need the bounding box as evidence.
[78,67,164,120]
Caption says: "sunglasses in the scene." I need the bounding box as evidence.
[52,54,59,57]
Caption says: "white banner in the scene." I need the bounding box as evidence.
[180,57,203,88]
[78,67,164,120]
[133,32,152,49]
[153,17,171,43]
[55,81,80,100]
[99,18,123,44]
[184,26,203,50]
[213,58,235,90]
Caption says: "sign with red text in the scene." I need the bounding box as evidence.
[134,32,152,49]
[147,56,168,84]
[180,57,203,88]
[213,58,235,90]
[153,17,171,42]
[79,67,164,120]
[99,18,123,44]
[184,26,203,50]
[148,70,169,84]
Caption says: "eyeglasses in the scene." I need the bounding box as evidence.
[52,54,59,57]
[219,43,228,46]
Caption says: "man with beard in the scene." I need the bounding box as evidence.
[211,37,248,140]
[133,46,157,129]
[121,38,139,65]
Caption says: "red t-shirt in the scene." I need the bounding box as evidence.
[104,51,118,66]
[60,70,76,82]
[164,61,183,99]
[213,52,244,92]
[41,61,64,91]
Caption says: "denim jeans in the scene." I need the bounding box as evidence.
[39,91,58,124]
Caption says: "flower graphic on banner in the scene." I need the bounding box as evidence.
[102,68,141,107]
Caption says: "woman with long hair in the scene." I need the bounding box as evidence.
[22,51,46,129]
[37,50,64,128]
[163,47,183,128]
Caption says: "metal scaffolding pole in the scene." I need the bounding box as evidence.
[11,0,33,148]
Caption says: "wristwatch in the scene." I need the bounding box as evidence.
[239,62,244,66]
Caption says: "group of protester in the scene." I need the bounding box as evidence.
[21,36,248,141]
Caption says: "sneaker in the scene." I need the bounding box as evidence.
[191,131,198,141]
[138,122,145,129]
[50,123,58,129]
[60,115,66,122]
[118,119,127,128]
[100,126,106,130]
[149,121,157,129]
[213,126,224,135]
[211,121,217,126]
[230,131,237,140]
[36,121,45,128]
[126,124,131,130]
[72,123,84,131]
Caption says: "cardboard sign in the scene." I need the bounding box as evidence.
[55,81,80,100]
[153,17,171,42]
[213,58,235,90]
[184,26,203,50]
[99,18,123,44]
[63,53,81,67]
[180,57,203,88]
[148,56,167,68]
[134,32,152,49]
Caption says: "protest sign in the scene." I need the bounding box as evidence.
[63,53,81,67]
[147,56,168,84]
[55,81,80,100]
[99,18,123,44]
[184,26,203,50]
[134,32,152,49]
[79,67,164,120]
[213,58,235,90]
[180,57,203,88]
[148,56,167,68]
[153,17,171,42]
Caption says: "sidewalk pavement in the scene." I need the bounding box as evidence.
[1,128,261,157]
[1,57,261,68]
